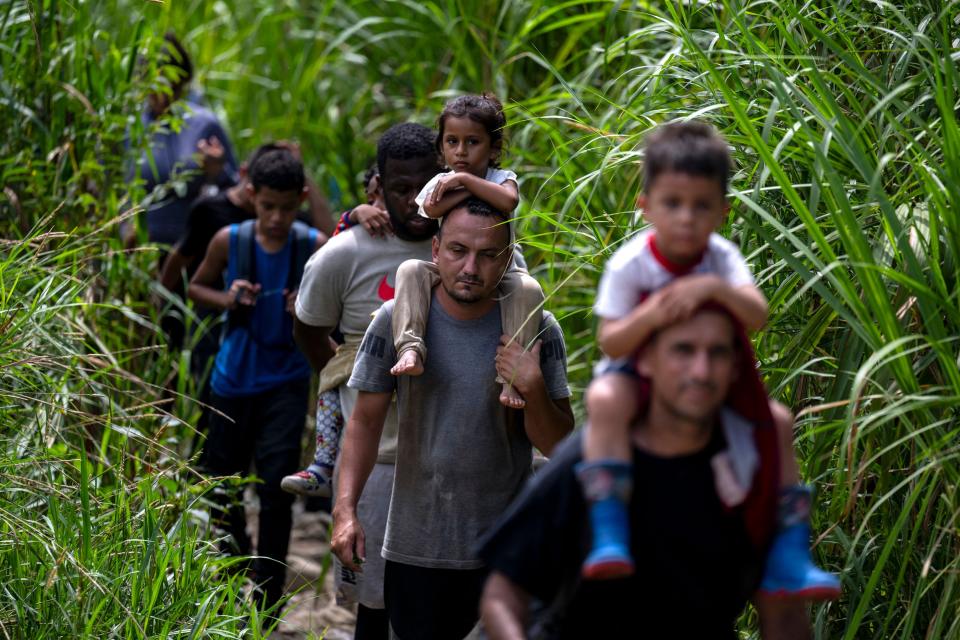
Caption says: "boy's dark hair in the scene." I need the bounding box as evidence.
[439,197,511,242]
[248,148,305,193]
[436,93,507,167]
[245,142,282,171]
[377,123,437,177]
[159,32,193,91]
[643,120,731,194]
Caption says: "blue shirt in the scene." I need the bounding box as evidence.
[133,98,238,245]
[211,224,316,397]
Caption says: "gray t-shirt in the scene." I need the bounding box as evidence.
[349,297,570,569]
[296,227,433,463]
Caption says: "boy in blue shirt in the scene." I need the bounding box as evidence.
[188,148,326,611]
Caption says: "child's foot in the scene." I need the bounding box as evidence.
[499,382,526,409]
[759,522,841,601]
[391,349,424,376]
[280,468,331,498]
[577,460,636,581]
[760,485,841,601]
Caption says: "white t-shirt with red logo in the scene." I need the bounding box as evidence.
[296,226,433,462]
[594,229,754,320]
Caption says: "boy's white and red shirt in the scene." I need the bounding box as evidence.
[594,229,755,320]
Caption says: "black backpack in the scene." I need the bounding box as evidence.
[227,219,314,333]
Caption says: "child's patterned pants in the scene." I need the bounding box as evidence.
[307,388,343,475]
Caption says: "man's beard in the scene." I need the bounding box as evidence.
[387,203,437,241]
[659,380,721,429]
[444,274,485,303]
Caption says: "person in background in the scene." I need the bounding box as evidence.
[293,123,441,639]
[187,148,325,612]
[129,32,238,248]
[282,162,391,498]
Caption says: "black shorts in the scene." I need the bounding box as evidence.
[384,560,487,640]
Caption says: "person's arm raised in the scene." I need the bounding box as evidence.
[481,571,531,640]
[331,389,391,571]
[495,338,574,456]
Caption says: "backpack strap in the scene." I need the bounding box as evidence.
[286,221,314,291]
[227,219,258,330]
[234,219,258,283]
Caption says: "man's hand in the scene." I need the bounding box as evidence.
[352,204,393,238]
[196,136,226,179]
[331,507,366,571]
[495,338,543,398]
[284,288,298,315]
[227,279,260,310]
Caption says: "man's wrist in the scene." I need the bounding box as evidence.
[332,502,356,521]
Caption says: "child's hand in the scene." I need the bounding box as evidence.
[353,204,392,238]
[284,288,299,315]
[655,275,723,323]
[430,173,467,205]
[227,279,260,310]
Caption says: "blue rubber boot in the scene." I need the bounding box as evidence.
[576,460,635,580]
[759,485,841,601]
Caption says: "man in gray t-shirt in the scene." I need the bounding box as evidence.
[332,198,574,639]
[293,123,441,629]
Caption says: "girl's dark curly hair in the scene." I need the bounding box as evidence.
[436,93,507,167]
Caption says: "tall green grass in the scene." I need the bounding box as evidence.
[2,0,958,637]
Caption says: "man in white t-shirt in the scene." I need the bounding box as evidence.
[294,122,441,638]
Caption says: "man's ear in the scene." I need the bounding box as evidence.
[636,192,647,212]
[431,234,440,263]
[245,183,256,198]
[299,187,309,204]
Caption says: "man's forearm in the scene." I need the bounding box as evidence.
[293,318,336,372]
[333,402,387,518]
[159,248,192,291]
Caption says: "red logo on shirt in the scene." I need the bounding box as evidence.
[378,275,395,301]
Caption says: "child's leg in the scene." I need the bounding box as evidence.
[496,268,544,409]
[577,372,638,580]
[759,400,841,601]
[281,388,342,497]
[390,259,439,377]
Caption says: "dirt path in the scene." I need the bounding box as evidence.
[244,494,357,639]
